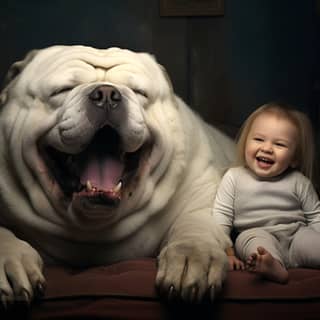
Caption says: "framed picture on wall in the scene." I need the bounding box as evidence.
[160,0,224,16]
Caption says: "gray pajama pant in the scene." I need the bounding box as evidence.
[234,225,320,268]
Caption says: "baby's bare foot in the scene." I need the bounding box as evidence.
[245,247,288,284]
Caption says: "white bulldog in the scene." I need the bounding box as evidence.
[0,45,234,305]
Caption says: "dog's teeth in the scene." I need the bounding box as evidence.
[113,181,122,193]
[86,180,93,191]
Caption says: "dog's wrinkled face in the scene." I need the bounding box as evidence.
[0,46,234,302]
[0,46,175,228]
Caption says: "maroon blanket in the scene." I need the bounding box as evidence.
[2,259,320,319]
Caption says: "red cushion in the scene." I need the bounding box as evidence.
[2,259,320,319]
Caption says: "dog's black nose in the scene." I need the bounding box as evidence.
[89,85,121,109]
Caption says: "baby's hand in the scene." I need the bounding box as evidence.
[228,255,245,270]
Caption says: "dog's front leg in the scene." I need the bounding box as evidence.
[0,227,45,307]
[155,209,230,303]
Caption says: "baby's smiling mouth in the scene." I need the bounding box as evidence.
[256,156,275,165]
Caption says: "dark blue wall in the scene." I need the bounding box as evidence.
[226,1,318,124]
[0,0,318,131]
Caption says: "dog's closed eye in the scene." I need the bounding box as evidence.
[50,87,74,97]
[133,88,148,99]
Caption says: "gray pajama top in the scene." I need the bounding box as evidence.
[213,167,320,237]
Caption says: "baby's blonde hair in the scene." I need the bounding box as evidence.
[236,102,315,180]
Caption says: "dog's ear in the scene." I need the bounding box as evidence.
[0,49,39,106]
[2,49,39,87]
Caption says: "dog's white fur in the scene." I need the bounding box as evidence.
[0,45,234,303]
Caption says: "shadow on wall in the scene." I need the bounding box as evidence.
[0,0,318,136]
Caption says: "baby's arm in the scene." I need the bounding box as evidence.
[299,175,320,232]
[212,169,236,233]
[213,170,242,269]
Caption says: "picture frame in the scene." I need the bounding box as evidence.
[160,0,224,17]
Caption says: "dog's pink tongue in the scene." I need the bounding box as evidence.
[80,156,124,190]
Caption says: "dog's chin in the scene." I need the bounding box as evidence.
[70,191,120,220]
[40,125,153,210]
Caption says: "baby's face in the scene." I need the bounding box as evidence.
[245,113,298,178]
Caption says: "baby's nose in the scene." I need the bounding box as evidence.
[261,142,273,153]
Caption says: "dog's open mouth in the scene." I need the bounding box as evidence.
[42,126,149,207]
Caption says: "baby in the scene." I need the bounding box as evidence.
[213,102,320,283]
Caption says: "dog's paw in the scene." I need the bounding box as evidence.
[0,238,45,308]
[155,240,228,302]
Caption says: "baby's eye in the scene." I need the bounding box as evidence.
[275,142,287,148]
[253,137,263,142]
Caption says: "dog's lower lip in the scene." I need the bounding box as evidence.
[75,190,121,207]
